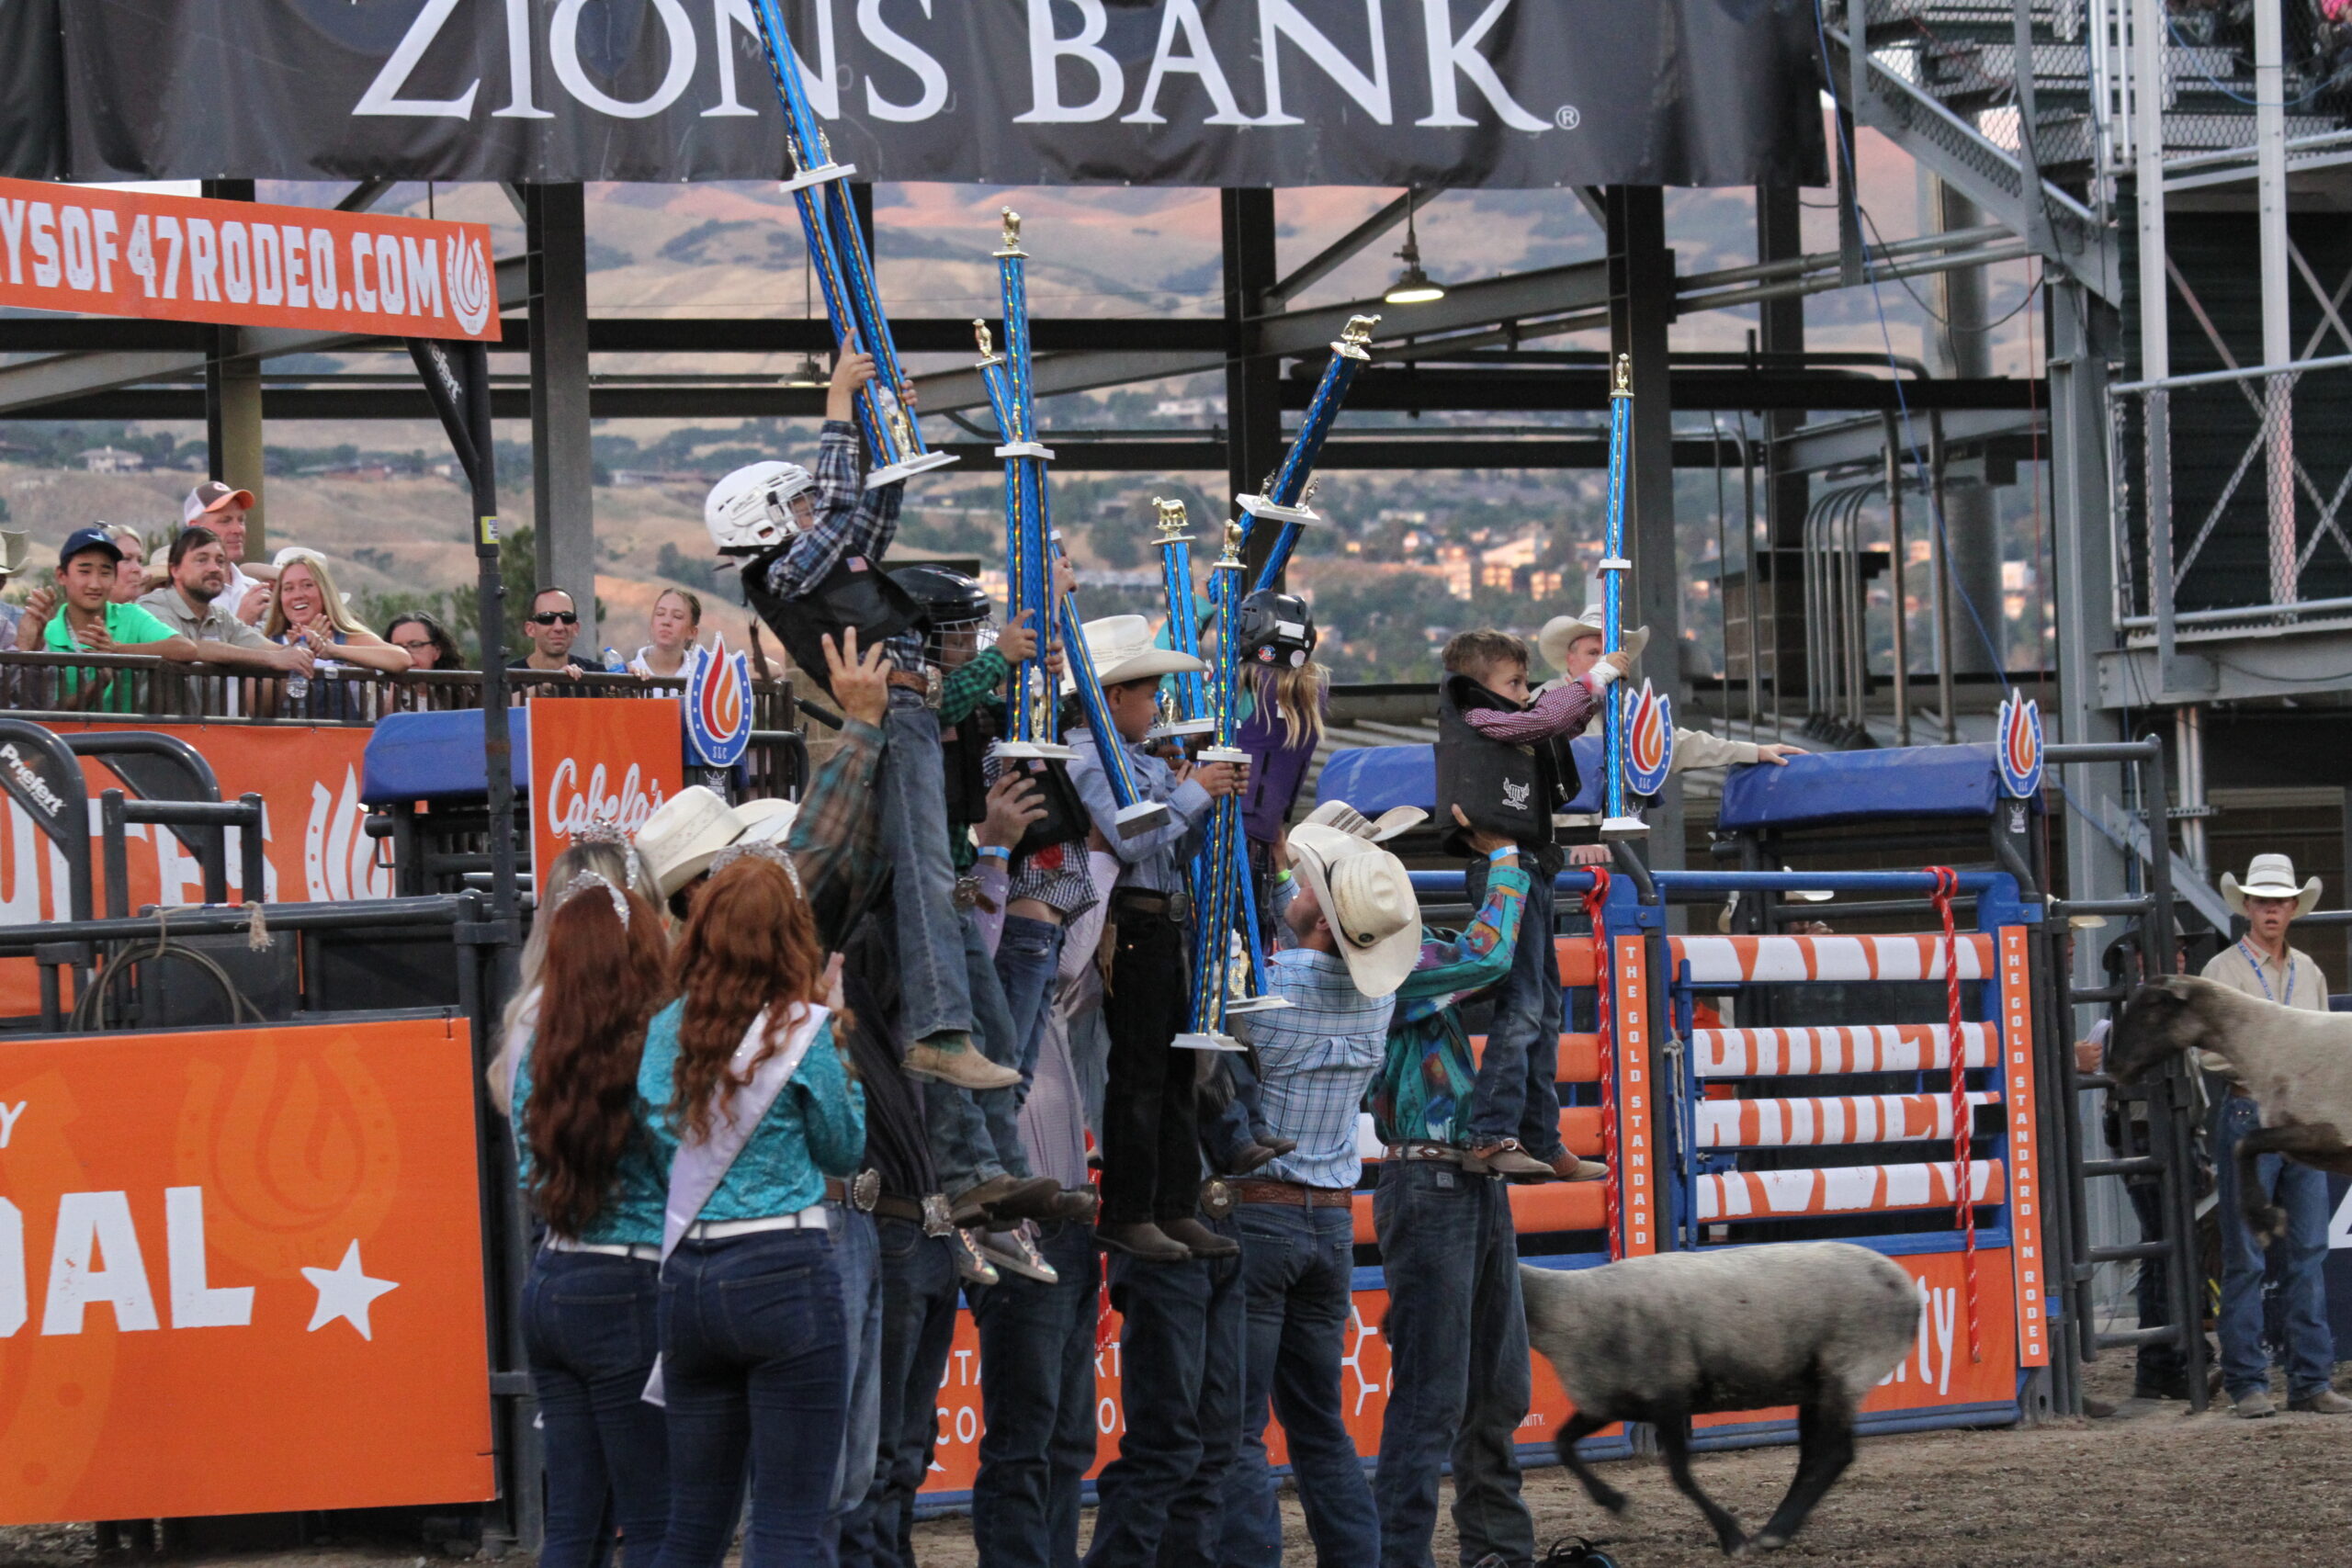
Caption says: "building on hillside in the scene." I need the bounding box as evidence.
[80,446,145,473]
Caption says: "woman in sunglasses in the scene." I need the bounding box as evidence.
[514,587,603,692]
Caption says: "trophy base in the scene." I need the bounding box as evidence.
[1223,994,1293,1016]
[1596,556,1632,573]
[1196,747,1251,765]
[1114,801,1172,840]
[993,740,1077,762]
[1600,815,1650,840]
[1237,494,1319,526]
[1147,717,1218,740]
[1173,1031,1250,1054]
[866,450,959,489]
[780,161,857,193]
[993,441,1056,461]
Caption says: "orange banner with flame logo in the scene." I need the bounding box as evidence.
[0,1016,492,1524]
[526,699,682,897]
[0,723,381,1015]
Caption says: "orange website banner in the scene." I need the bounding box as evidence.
[0,177,498,342]
[0,723,380,1015]
[1997,926,2050,1366]
[526,699,683,898]
[0,1017,493,1523]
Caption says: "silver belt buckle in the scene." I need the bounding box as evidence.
[853,1168,881,1213]
[1167,890,1193,923]
[1199,1178,1235,1219]
[952,875,980,911]
[920,1193,955,1237]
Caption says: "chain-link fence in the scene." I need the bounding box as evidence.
[2109,355,2352,628]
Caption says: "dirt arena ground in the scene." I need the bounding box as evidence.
[6,1363,2349,1568]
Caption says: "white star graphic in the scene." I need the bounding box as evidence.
[301,1240,399,1340]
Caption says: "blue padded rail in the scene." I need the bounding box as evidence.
[1716,742,2043,830]
[1317,735,1606,817]
[362,709,529,806]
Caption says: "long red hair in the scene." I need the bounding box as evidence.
[669,854,830,1142]
[521,886,672,1235]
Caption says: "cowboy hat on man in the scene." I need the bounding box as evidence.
[2222,852,2323,918]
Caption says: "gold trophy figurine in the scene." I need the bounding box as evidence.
[973,320,1000,365]
[998,208,1024,257]
[1154,495,1192,540]
[1218,517,1246,568]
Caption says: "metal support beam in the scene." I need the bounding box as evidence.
[1924,176,2004,676]
[1223,189,1283,579]
[2049,280,2132,1024]
[1265,191,1412,310]
[201,180,266,549]
[1607,186,1684,874]
[1758,183,1808,716]
[526,184,598,648]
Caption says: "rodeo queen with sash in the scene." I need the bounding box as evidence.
[639,845,868,1568]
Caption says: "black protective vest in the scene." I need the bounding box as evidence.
[945,691,1089,863]
[741,545,927,699]
[1435,672,1577,862]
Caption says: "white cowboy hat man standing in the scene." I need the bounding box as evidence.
[2197,852,2351,1419]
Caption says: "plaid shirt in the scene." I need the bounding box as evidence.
[939,648,1010,728]
[755,421,922,676]
[1367,864,1531,1148]
[1248,948,1396,1190]
[785,714,887,947]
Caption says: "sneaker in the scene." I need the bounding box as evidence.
[2290,1389,2352,1415]
[903,1035,1023,1091]
[950,1228,1001,1287]
[2233,1390,2277,1419]
[1096,1221,1191,1262]
[1467,1139,1556,1179]
[1159,1216,1240,1259]
[974,1222,1059,1284]
[1553,1152,1610,1183]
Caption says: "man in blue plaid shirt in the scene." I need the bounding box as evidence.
[1220,823,1422,1568]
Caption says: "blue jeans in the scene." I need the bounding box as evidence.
[884,694,975,1043]
[522,1250,670,1568]
[970,1217,1102,1568]
[1371,1161,1533,1568]
[848,1217,961,1568]
[1465,863,1562,1156]
[829,1208,884,1544]
[1084,1219,1246,1568]
[1223,1204,1379,1568]
[653,1230,849,1568]
[996,914,1067,1099]
[927,909,1033,1192]
[2212,1091,2337,1400]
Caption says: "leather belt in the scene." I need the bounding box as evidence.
[1231,1178,1353,1209]
[825,1169,881,1213]
[683,1206,829,1240]
[1113,886,1193,923]
[1385,1142,1471,1166]
[873,1192,956,1236]
[886,669,940,704]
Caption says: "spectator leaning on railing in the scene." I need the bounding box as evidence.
[14,526,219,712]
[137,526,315,683]
[105,525,149,604]
[183,481,274,625]
[0,528,30,648]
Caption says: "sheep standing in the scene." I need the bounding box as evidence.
[1521,1243,1917,1557]
[2110,975,2352,1243]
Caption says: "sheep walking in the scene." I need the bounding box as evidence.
[1521,1243,1917,1558]
[2110,976,2352,1244]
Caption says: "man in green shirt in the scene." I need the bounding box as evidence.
[16,526,240,712]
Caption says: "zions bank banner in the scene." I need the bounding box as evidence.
[19,0,1826,189]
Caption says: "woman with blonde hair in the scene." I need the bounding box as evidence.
[641,848,865,1568]
[503,861,674,1568]
[265,549,410,717]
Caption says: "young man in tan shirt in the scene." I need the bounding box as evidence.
[2198,853,2351,1418]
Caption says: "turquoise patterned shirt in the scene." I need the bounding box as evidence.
[1367,864,1531,1148]
[637,998,867,1221]
[511,1034,669,1248]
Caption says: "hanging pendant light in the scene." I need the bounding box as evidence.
[1384,189,1446,306]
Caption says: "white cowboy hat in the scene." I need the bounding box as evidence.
[0,529,27,580]
[731,795,800,846]
[637,785,744,898]
[1287,823,1421,998]
[1065,614,1207,693]
[2222,852,2321,917]
[1303,799,1429,844]
[1537,603,1651,677]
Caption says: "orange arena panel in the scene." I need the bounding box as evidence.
[1510,1180,1608,1234]
[1555,935,1598,987]
[1468,1032,1603,1079]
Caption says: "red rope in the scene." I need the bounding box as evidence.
[1927,865,1984,1363]
[1584,867,1621,1261]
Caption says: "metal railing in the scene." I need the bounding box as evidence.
[2108,355,2352,645]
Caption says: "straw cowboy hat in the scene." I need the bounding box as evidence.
[1537,602,1651,676]
[731,795,800,846]
[1287,823,1421,998]
[2222,852,2322,917]
[0,529,27,580]
[1303,799,1428,843]
[1065,614,1207,692]
[637,785,744,898]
